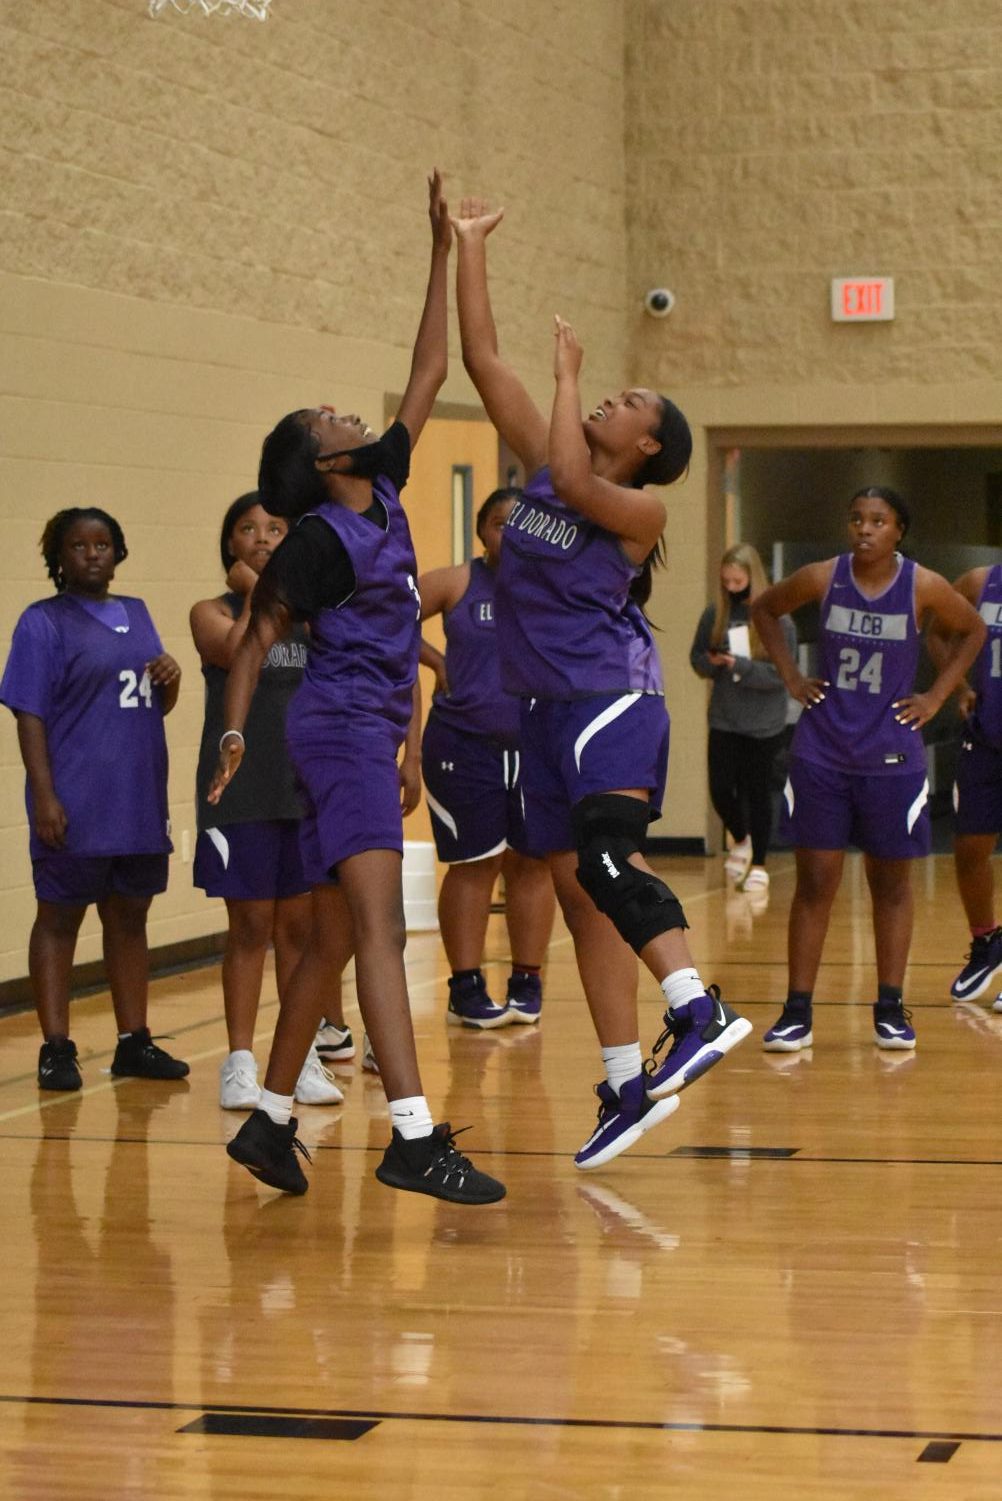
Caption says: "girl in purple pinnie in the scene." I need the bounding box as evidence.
[208,172,504,1206]
[753,487,984,1052]
[932,562,1002,1008]
[1,508,189,1091]
[419,486,556,1028]
[453,196,752,1172]
[190,493,346,1112]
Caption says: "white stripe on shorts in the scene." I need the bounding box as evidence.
[906,778,929,835]
[573,692,642,772]
[425,790,459,841]
[783,777,795,816]
[452,837,508,865]
[206,827,230,870]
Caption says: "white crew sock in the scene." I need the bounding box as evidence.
[602,1042,643,1094]
[226,1049,255,1069]
[661,967,706,1012]
[390,1095,434,1140]
[259,1088,294,1126]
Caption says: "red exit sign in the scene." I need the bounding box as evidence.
[830,277,895,322]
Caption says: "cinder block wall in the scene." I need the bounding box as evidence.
[0,0,629,984]
[627,0,1002,843]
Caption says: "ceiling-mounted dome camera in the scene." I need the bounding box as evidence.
[644,288,675,318]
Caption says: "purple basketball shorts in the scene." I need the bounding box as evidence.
[421,714,528,863]
[518,692,670,856]
[780,755,931,859]
[193,819,310,901]
[290,724,404,883]
[953,733,1002,837]
[32,851,169,906]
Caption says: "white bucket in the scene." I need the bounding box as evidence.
[402,841,439,931]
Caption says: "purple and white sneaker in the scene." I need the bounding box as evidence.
[574,1073,680,1171]
[762,1003,813,1052]
[644,986,753,1098]
[874,1001,916,1050]
[447,971,510,1030]
[950,927,1002,1002]
[506,973,542,1024]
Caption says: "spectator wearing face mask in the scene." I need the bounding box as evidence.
[690,543,795,893]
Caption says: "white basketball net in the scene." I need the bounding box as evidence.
[149,0,272,18]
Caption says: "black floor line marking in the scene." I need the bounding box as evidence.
[670,1146,799,1159]
[0,1393,998,1445]
[4,1133,1002,1168]
[180,1414,377,1441]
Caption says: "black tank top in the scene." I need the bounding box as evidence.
[195,593,308,829]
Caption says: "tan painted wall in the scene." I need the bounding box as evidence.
[0,0,628,983]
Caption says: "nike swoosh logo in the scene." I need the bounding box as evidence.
[878,1024,907,1036]
[770,1024,804,1038]
[953,967,991,996]
[715,1003,728,1029]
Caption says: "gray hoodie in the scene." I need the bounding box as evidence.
[689,600,796,738]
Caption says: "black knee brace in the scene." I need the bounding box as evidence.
[572,793,688,954]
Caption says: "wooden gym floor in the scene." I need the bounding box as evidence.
[1,850,1001,1499]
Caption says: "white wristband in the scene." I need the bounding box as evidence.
[219,730,245,752]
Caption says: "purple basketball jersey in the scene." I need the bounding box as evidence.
[970,563,1002,748]
[495,468,663,700]
[288,479,420,744]
[432,558,519,744]
[0,594,172,859]
[792,552,925,775]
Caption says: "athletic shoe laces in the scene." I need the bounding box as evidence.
[965,928,1002,963]
[649,983,722,1061]
[427,1125,476,1184]
[287,1131,311,1165]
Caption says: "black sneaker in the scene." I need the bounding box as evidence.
[375,1123,506,1204]
[226,1108,311,1195]
[110,1027,190,1080]
[38,1037,82,1092]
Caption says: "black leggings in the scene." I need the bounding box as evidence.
[708,728,784,867]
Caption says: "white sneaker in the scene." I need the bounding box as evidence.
[219,1051,261,1111]
[294,1044,345,1105]
[994,994,1002,1015]
[740,866,769,892]
[361,1032,379,1074]
[315,1019,355,1061]
[724,838,752,882]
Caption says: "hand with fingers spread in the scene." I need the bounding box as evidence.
[892,691,943,731]
[450,196,505,241]
[786,672,829,709]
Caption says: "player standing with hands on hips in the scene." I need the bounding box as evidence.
[752,487,985,1052]
[929,561,1002,1006]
